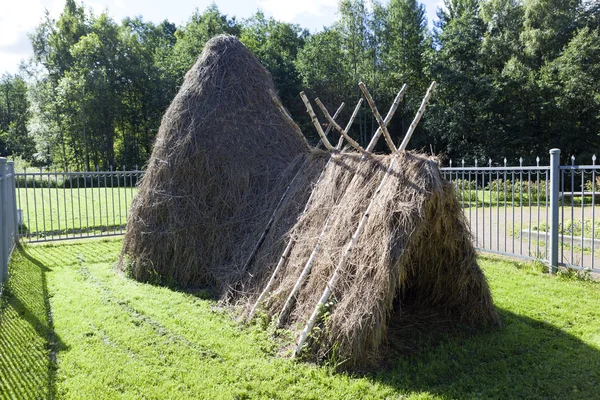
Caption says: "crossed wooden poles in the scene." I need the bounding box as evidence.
[247,81,437,357]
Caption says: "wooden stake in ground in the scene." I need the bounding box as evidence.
[241,102,346,277]
[275,99,364,328]
[293,82,436,357]
[277,92,402,329]
[247,102,346,321]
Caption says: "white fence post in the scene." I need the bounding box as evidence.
[0,157,7,283]
[549,148,560,273]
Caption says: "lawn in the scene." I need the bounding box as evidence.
[1,239,600,399]
[16,187,137,240]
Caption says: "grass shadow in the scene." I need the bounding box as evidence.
[0,245,67,400]
[369,307,600,399]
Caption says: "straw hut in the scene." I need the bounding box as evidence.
[121,35,500,366]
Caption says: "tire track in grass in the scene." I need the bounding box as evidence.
[74,263,220,361]
[49,262,229,398]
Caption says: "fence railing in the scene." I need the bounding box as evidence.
[6,148,599,275]
[0,158,18,286]
[15,168,144,243]
[441,148,599,273]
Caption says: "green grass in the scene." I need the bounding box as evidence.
[17,187,137,239]
[2,239,600,399]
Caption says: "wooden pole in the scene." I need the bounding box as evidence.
[365,85,407,152]
[317,102,345,150]
[278,94,400,328]
[242,101,345,279]
[269,89,311,150]
[359,82,397,153]
[247,104,345,321]
[398,82,436,152]
[315,98,368,156]
[275,100,364,328]
[300,91,335,151]
[293,82,436,357]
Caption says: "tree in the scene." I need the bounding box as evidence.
[241,12,308,134]
[0,74,34,159]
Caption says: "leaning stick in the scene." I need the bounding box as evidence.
[316,102,345,149]
[275,99,363,328]
[398,82,436,151]
[315,98,368,156]
[243,102,345,275]
[300,91,335,151]
[359,82,397,153]
[293,82,436,357]
[365,85,407,152]
[247,103,345,321]
[270,89,311,150]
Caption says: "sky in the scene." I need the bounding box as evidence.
[0,0,444,76]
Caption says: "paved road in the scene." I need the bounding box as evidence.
[463,205,600,271]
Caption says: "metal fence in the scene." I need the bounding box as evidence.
[0,158,18,286]
[441,148,599,273]
[15,167,144,243]
[7,148,599,274]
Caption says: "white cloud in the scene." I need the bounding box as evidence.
[257,0,338,22]
[0,0,65,74]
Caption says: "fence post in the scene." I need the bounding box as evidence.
[8,162,18,244]
[0,158,6,283]
[549,148,560,273]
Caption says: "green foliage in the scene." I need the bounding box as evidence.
[12,0,600,168]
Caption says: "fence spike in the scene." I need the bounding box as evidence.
[462,159,465,167]
[475,159,478,167]
[571,155,575,165]
[504,158,507,167]
[449,159,452,168]
[593,154,597,164]
[536,156,540,166]
[488,158,492,167]
[519,157,523,167]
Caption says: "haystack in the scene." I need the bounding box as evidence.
[119,35,319,289]
[121,35,500,367]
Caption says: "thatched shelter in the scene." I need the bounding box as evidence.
[119,35,318,289]
[121,35,500,367]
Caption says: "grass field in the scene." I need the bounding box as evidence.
[16,187,137,240]
[1,238,600,399]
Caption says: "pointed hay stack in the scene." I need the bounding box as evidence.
[119,35,321,290]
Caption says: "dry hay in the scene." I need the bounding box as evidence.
[120,34,500,367]
[118,35,316,290]
[244,151,500,365]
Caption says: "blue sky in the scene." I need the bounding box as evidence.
[0,0,444,76]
